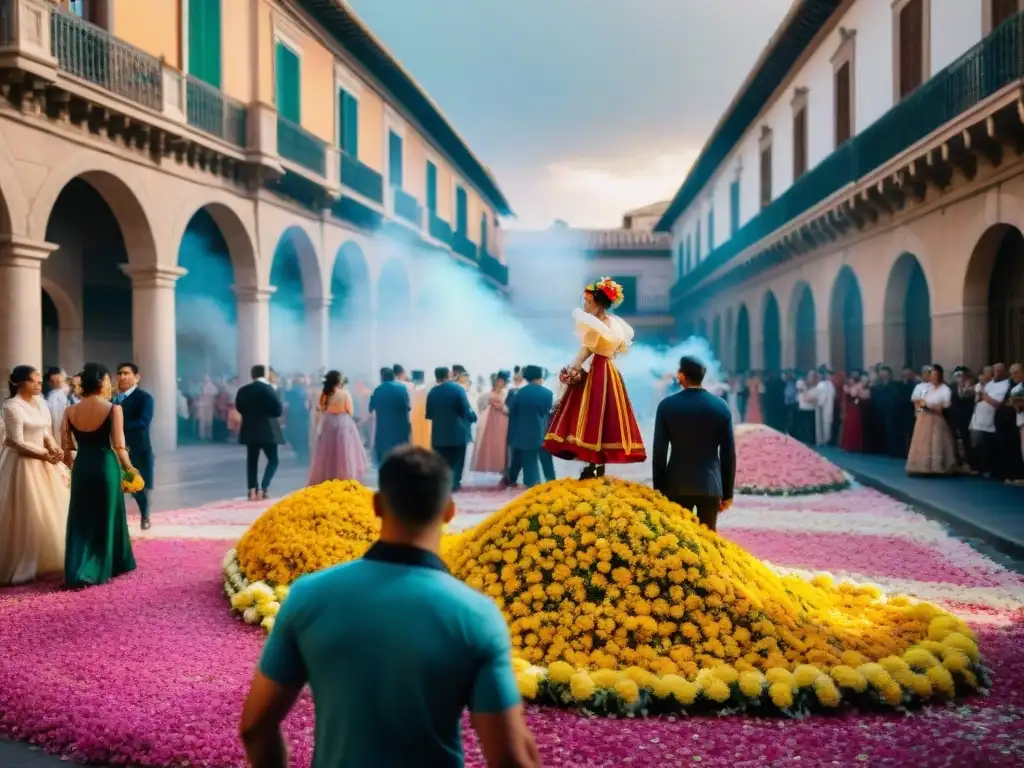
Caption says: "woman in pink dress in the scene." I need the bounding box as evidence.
[472,371,510,474]
[744,372,764,424]
[308,371,368,485]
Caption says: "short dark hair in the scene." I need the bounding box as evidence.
[452,365,466,376]
[434,366,450,383]
[380,367,395,382]
[251,365,266,380]
[117,362,139,375]
[678,355,706,385]
[411,370,424,384]
[393,364,405,376]
[378,446,452,528]
[523,364,543,381]
[44,366,63,380]
[80,362,110,396]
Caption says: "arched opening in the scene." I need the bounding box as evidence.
[269,227,319,374]
[42,177,132,366]
[42,290,59,368]
[330,242,373,370]
[724,307,734,371]
[735,304,751,373]
[712,315,721,358]
[883,252,931,370]
[965,224,1024,366]
[790,282,816,373]
[829,266,864,373]
[377,258,411,365]
[762,291,781,373]
[697,318,708,339]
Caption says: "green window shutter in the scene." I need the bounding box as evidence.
[456,186,467,234]
[275,41,301,124]
[188,0,222,88]
[388,131,403,187]
[426,161,437,212]
[481,213,488,253]
[696,221,702,260]
[339,89,358,157]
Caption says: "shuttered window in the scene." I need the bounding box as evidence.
[760,145,772,209]
[707,208,715,252]
[899,0,924,99]
[338,89,359,157]
[426,161,438,212]
[685,235,691,272]
[388,130,403,188]
[729,179,740,235]
[695,221,702,261]
[834,61,852,146]
[481,214,489,254]
[189,0,222,88]
[456,186,468,235]
[274,41,301,124]
[992,0,1020,29]
[793,107,808,180]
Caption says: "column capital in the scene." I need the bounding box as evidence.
[120,264,187,289]
[233,284,276,302]
[0,235,58,268]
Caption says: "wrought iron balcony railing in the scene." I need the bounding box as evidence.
[453,231,478,261]
[186,76,247,148]
[429,212,452,244]
[674,10,1024,300]
[393,187,422,226]
[277,115,326,176]
[480,252,508,285]
[50,6,162,111]
[340,153,383,203]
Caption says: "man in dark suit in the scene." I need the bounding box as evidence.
[507,365,556,488]
[369,367,411,464]
[114,362,155,530]
[235,364,285,500]
[652,355,736,532]
[426,366,477,491]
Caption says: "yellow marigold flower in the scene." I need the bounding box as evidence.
[649,676,672,699]
[765,667,794,686]
[614,678,641,705]
[711,665,739,685]
[830,665,867,693]
[670,678,699,706]
[926,664,955,695]
[903,648,939,670]
[769,682,794,709]
[793,664,820,688]
[704,678,731,703]
[547,661,575,685]
[516,669,541,699]
[880,682,903,706]
[909,673,933,699]
[569,672,596,702]
[230,589,255,610]
[812,675,841,707]
[512,657,530,674]
[941,648,970,673]
[591,669,619,689]
[738,671,765,698]
[941,632,979,661]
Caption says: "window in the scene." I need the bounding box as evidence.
[759,128,773,209]
[896,0,927,100]
[834,61,852,146]
[793,105,807,180]
[481,214,489,254]
[695,220,702,261]
[990,0,1021,31]
[188,0,222,88]
[707,207,715,252]
[426,160,438,212]
[685,235,691,272]
[67,0,108,27]
[455,185,468,235]
[729,179,740,236]
[337,88,359,157]
[388,130,403,188]
[274,40,301,124]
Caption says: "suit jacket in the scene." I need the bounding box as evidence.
[426,381,477,447]
[508,383,553,451]
[505,388,519,446]
[369,381,411,455]
[120,388,155,485]
[235,380,285,446]
[652,388,735,500]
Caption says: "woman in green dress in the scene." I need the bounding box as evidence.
[60,363,137,588]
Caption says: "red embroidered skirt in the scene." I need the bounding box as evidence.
[543,354,647,464]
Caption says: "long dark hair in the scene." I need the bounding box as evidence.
[8,365,36,399]
[79,363,110,397]
[321,370,344,407]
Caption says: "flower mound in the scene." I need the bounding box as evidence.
[447,477,989,716]
[736,424,849,495]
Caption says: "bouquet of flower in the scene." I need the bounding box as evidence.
[558,366,587,388]
[121,468,145,494]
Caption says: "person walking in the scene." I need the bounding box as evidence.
[235,365,285,500]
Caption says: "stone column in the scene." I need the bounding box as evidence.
[122,264,186,454]
[305,295,331,374]
[234,285,274,377]
[0,237,57,375]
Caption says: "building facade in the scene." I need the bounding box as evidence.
[658,0,1024,378]
[0,0,511,452]
[506,203,674,345]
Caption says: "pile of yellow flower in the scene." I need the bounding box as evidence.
[446,477,990,716]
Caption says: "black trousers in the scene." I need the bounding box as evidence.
[246,443,279,491]
[434,445,467,490]
[133,490,150,522]
[508,449,556,487]
[668,494,720,532]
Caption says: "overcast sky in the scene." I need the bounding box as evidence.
[347,0,793,229]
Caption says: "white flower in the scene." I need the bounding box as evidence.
[222,549,237,569]
[249,581,275,604]
[243,606,260,624]
[227,563,240,577]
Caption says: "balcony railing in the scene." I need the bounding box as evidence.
[480,252,508,285]
[676,11,1024,298]
[277,115,326,176]
[186,76,246,148]
[393,187,422,226]
[429,212,452,244]
[453,231,478,261]
[50,6,162,111]
[340,153,383,203]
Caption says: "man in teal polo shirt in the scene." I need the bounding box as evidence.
[240,446,539,768]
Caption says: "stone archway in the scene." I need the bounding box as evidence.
[964,223,1024,366]
[762,291,781,373]
[40,277,84,371]
[789,281,816,373]
[735,304,751,373]
[269,226,322,373]
[883,252,932,371]
[829,266,864,373]
[330,241,373,371]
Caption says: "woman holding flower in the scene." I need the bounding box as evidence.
[61,363,137,588]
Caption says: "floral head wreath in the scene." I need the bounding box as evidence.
[584,277,625,309]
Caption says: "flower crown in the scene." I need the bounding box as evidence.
[585,277,625,309]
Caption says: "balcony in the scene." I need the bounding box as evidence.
[340,153,383,203]
[392,186,422,226]
[453,231,478,261]
[480,252,508,286]
[186,76,247,148]
[277,115,326,177]
[428,212,452,244]
[674,10,1024,303]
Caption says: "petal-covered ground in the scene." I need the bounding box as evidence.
[734,424,850,494]
[3,473,1024,766]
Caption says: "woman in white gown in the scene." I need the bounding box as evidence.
[0,365,71,585]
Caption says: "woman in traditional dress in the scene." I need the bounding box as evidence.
[905,364,957,476]
[473,370,511,474]
[0,365,70,585]
[61,363,137,589]
[308,371,368,485]
[744,371,764,424]
[543,277,647,479]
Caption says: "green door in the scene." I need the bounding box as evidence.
[456,186,468,235]
[388,131,403,187]
[339,88,359,156]
[188,0,222,88]
[426,161,438,212]
[275,41,301,124]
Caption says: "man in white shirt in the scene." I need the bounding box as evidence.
[796,371,818,445]
[44,368,70,439]
[813,368,836,447]
[970,364,1010,476]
